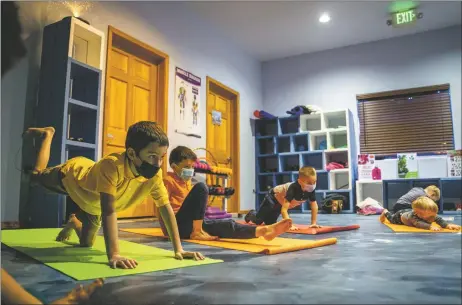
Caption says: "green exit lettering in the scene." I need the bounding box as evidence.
[393,9,417,26]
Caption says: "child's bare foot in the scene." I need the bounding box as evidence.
[50,278,104,305]
[260,219,292,241]
[190,230,219,241]
[379,209,388,223]
[56,214,80,242]
[23,126,55,138]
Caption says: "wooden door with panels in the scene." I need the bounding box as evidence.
[103,26,169,218]
[206,77,240,213]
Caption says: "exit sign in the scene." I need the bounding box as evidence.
[392,9,418,26]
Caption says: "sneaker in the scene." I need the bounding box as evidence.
[245,210,256,223]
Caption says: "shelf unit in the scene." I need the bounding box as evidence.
[382,177,462,215]
[24,17,104,228]
[254,109,357,213]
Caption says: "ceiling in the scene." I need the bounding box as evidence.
[188,1,462,61]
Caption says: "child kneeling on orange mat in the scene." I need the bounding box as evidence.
[160,146,292,241]
[245,166,321,230]
[380,196,461,231]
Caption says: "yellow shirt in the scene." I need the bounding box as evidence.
[61,152,169,216]
[163,172,192,213]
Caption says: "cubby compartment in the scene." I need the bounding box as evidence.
[356,181,383,206]
[281,154,300,172]
[258,175,274,192]
[257,137,275,155]
[304,191,325,211]
[325,191,351,211]
[383,181,412,211]
[66,144,96,161]
[317,171,329,190]
[277,136,291,153]
[67,102,98,144]
[328,129,348,150]
[279,117,299,135]
[258,155,279,173]
[309,131,327,151]
[325,150,349,169]
[441,179,462,212]
[302,152,323,170]
[293,134,309,152]
[70,19,103,69]
[329,170,350,190]
[300,114,322,132]
[276,173,292,185]
[255,119,278,137]
[69,61,100,106]
[323,110,347,129]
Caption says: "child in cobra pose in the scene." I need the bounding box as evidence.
[245,166,321,230]
[380,196,461,231]
[161,146,292,241]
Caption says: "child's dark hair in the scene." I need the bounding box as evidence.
[169,146,197,166]
[125,121,169,153]
[1,1,27,76]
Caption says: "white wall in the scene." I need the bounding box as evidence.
[1,2,262,221]
[262,26,462,152]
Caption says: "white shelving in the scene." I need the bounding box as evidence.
[356,180,383,206]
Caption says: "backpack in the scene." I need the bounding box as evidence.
[322,193,348,214]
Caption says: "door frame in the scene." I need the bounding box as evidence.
[206,76,241,213]
[103,26,169,175]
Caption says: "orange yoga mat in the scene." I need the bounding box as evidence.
[235,220,360,235]
[384,220,461,233]
[121,228,337,255]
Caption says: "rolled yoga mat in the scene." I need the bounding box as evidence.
[1,229,223,281]
[383,220,461,233]
[121,228,337,255]
[236,220,360,235]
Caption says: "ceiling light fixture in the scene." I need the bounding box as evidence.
[319,13,330,23]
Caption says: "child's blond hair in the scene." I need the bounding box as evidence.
[425,185,440,201]
[412,196,438,213]
[299,166,316,178]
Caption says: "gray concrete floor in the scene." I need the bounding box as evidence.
[2,214,461,304]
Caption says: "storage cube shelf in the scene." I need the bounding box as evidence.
[24,16,104,228]
[254,109,357,213]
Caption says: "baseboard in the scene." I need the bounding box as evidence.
[1,221,20,229]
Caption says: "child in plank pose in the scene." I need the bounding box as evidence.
[392,185,440,213]
[161,146,292,241]
[24,121,205,269]
[245,166,321,230]
[380,196,461,231]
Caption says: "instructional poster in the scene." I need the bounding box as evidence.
[174,67,201,134]
[358,154,375,180]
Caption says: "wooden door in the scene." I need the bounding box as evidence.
[103,46,157,218]
[206,79,239,212]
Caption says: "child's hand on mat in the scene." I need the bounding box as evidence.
[446,224,461,230]
[109,254,138,269]
[175,250,205,261]
[51,278,104,304]
[430,225,441,231]
[309,224,322,228]
[290,225,299,231]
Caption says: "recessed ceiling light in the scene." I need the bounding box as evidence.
[319,13,331,23]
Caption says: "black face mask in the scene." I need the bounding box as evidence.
[133,154,160,179]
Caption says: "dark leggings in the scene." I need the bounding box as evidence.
[246,194,281,225]
[385,209,409,225]
[173,182,256,239]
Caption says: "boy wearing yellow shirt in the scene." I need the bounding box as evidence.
[24,121,204,269]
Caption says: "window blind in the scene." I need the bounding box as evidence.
[357,84,454,156]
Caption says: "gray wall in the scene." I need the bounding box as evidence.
[262,26,462,152]
[1,2,263,222]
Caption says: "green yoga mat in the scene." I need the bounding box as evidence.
[1,229,223,281]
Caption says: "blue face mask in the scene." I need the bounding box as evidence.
[180,168,194,181]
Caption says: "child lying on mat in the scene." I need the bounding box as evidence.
[23,121,204,270]
[392,185,440,213]
[380,196,461,231]
[161,146,292,241]
[245,166,321,230]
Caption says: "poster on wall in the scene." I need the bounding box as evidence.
[447,150,462,177]
[397,153,418,178]
[358,154,376,180]
[174,67,201,135]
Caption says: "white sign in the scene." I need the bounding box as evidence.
[175,67,201,134]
